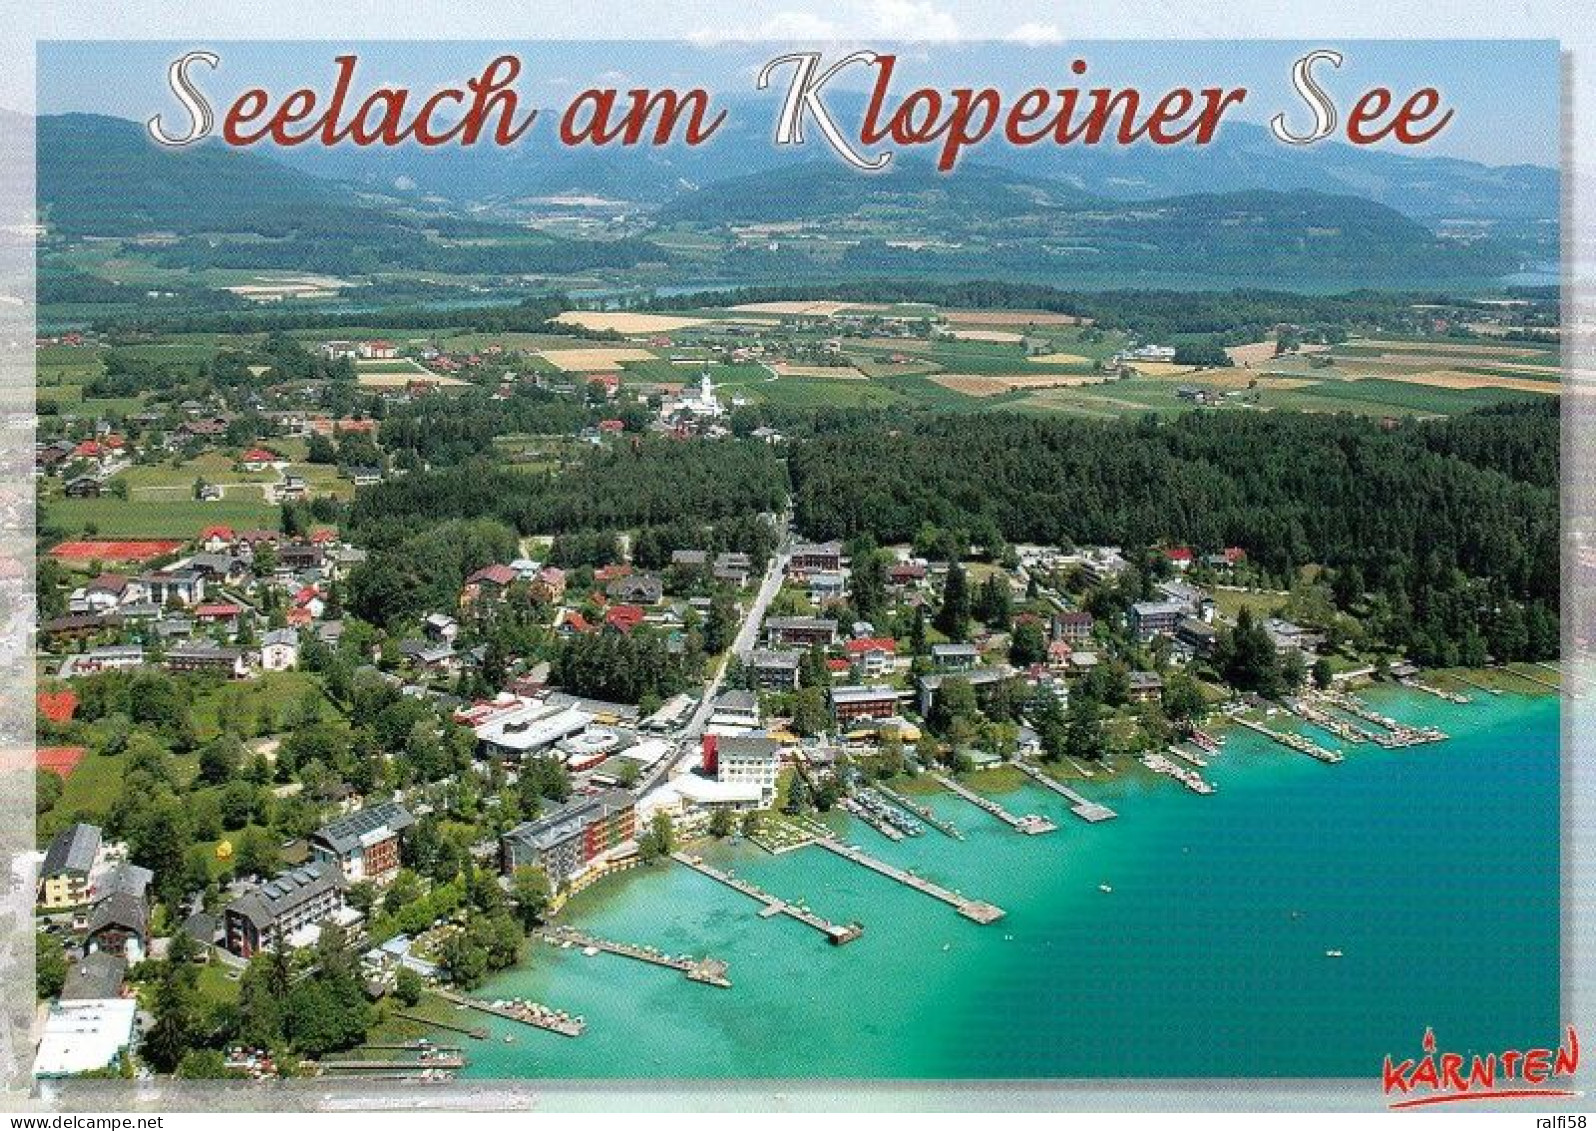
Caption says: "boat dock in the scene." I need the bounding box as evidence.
[1015,762,1117,822]
[1139,751,1218,793]
[931,774,1056,834]
[856,789,926,837]
[813,837,1004,924]
[874,784,964,839]
[1398,676,1470,704]
[671,852,863,944]
[839,797,906,841]
[1504,665,1561,692]
[392,1012,488,1040]
[321,1047,467,1071]
[1187,727,1225,755]
[1320,691,1447,747]
[1165,743,1211,768]
[435,989,586,1037]
[1284,696,1372,744]
[1232,715,1343,763]
[542,925,731,987]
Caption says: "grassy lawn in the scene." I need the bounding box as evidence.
[960,763,1030,793]
[189,671,332,740]
[196,960,244,1007]
[1209,587,1289,621]
[42,750,127,831]
[43,496,280,538]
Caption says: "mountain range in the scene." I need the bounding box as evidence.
[34,111,1547,290]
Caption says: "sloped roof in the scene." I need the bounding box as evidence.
[43,823,100,877]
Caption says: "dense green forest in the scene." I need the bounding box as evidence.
[644,281,1558,342]
[788,402,1558,665]
[349,440,786,536]
[344,441,788,628]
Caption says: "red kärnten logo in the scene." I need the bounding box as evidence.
[1383,1026,1581,1109]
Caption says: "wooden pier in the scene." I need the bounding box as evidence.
[874,783,964,839]
[671,852,863,944]
[812,838,1005,924]
[1319,691,1447,747]
[931,774,1056,834]
[1283,696,1373,744]
[391,1012,488,1040]
[1232,715,1343,764]
[1139,752,1218,794]
[1504,665,1561,692]
[1165,743,1212,767]
[542,925,731,987]
[321,1049,467,1071]
[839,797,905,841]
[1399,677,1470,704]
[1015,762,1117,822]
[435,988,586,1037]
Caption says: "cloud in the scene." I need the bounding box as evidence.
[690,0,959,43]
[688,11,841,45]
[1005,22,1065,46]
[868,0,961,40]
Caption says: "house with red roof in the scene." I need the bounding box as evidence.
[462,564,517,605]
[597,418,626,434]
[198,525,235,552]
[1164,546,1194,570]
[604,604,646,634]
[556,610,596,638]
[293,586,326,619]
[195,603,243,626]
[844,636,899,679]
[887,561,928,588]
[530,566,566,604]
[593,564,632,584]
[1204,546,1249,570]
[240,448,280,472]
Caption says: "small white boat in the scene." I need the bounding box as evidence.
[1325,949,1344,958]
[582,946,599,957]
[1099,884,1113,893]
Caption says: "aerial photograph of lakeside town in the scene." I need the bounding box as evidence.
[18,39,1564,1089]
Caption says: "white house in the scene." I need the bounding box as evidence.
[259,628,299,672]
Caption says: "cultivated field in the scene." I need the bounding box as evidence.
[930,373,1106,397]
[944,329,1026,343]
[727,300,854,316]
[538,347,659,372]
[768,363,868,380]
[552,311,706,334]
[941,309,1086,326]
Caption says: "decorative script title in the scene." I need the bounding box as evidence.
[149,49,1455,171]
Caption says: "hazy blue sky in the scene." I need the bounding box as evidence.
[38,39,1560,167]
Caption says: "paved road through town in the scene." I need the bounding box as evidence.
[638,517,791,794]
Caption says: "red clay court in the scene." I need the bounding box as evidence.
[37,689,78,725]
[46,539,184,565]
[36,746,88,779]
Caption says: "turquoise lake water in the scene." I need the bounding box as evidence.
[460,686,1559,1079]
